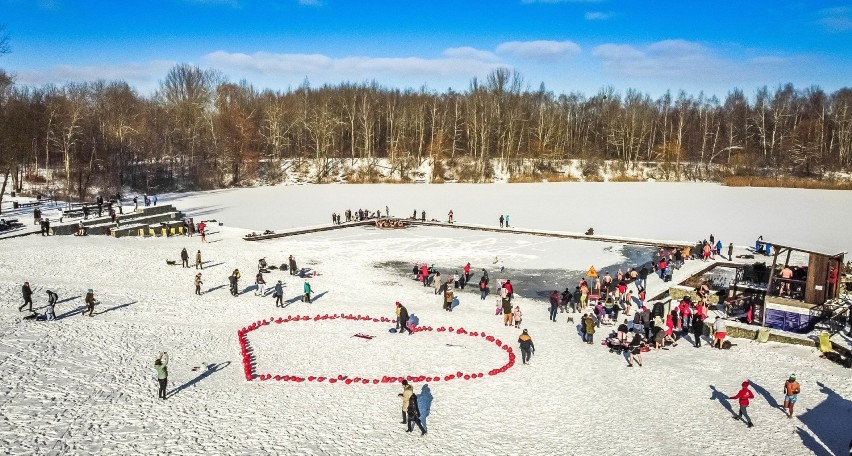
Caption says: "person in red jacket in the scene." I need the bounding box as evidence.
[729,380,755,427]
[463,262,471,282]
[503,280,514,300]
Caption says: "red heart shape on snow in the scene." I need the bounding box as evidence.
[237,314,515,384]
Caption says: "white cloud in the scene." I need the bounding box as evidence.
[15,60,176,91]
[203,50,507,79]
[584,11,614,20]
[591,39,797,84]
[442,47,498,62]
[592,40,725,78]
[816,6,852,32]
[495,40,581,61]
[592,44,644,60]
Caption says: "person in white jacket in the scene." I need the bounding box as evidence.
[513,306,522,329]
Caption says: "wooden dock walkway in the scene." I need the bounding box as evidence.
[242,218,692,249]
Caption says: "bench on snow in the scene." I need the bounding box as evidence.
[0,219,24,231]
[12,201,43,209]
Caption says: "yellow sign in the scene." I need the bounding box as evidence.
[587,266,597,277]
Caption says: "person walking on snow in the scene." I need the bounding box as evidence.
[627,328,644,367]
[303,281,313,303]
[728,242,734,260]
[229,274,238,297]
[505,214,510,227]
[518,329,535,364]
[396,302,412,335]
[45,290,58,321]
[83,289,97,317]
[181,248,189,268]
[729,380,755,427]
[274,281,284,307]
[501,288,512,325]
[20,282,33,312]
[783,374,801,418]
[255,271,266,296]
[195,250,202,269]
[548,290,560,322]
[398,380,414,424]
[155,352,169,400]
[513,306,522,329]
[406,390,427,435]
[194,273,203,295]
[479,276,488,300]
[499,215,504,228]
[447,210,454,224]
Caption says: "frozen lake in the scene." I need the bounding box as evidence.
[164,182,852,255]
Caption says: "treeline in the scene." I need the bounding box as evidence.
[1,64,852,200]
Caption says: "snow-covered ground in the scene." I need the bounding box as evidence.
[1,183,851,455]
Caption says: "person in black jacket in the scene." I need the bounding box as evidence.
[20,282,33,312]
[627,329,644,367]
[406,392,426,435]
[637,266,649,291]
[229,274,239,296]
[288,255,298,276]
[692,314,705,347]
[560,288,572,313]
[181,248,189,268]
[397,302,412,335]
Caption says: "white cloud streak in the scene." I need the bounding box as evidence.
[816,6,852,32]
[591,39,796,84]
[495,40,581,61]
[15,60,176,91]
[203,50,507,79]
[584,11,614,20]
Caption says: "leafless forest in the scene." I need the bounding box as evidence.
[2,57,852,201]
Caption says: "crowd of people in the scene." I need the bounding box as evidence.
[13,220,841,444]
[331,207,392,224]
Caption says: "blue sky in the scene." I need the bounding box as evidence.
[2,0,851,97]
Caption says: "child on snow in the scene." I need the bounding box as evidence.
[513,306,522,329]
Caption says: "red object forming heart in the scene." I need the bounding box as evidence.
[237,313,515,384]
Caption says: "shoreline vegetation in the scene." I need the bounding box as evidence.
[2,65,852,203]
[719,176,852,191]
